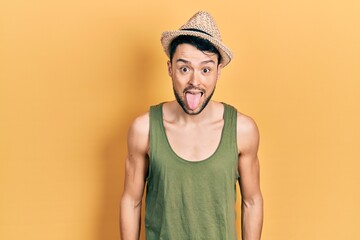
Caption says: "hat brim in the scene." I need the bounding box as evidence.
[161,30,233,67]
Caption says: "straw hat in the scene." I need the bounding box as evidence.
[161,11,233,67]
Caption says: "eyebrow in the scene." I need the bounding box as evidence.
[176,58,216,65]
[176,59,190,64]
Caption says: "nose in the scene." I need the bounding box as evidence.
[188,71,201,86]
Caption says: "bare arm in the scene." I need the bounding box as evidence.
[237,113,263,240]
[120,113,150,240]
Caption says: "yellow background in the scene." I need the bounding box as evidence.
[1,0,359,239]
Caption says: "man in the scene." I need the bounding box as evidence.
[120,11,263,240]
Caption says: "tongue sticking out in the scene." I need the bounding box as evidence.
[186,92,202,110]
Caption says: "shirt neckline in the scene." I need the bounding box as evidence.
[159,103,227,164]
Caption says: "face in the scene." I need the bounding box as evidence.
[167,43,222,115]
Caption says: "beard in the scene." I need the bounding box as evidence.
[173,86,216,115]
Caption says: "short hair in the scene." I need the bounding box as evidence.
[169,35,222,65]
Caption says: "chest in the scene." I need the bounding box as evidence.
[163,119,224,162]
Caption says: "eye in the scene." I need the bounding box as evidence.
[180,67,189,73]
[202,68,211,74]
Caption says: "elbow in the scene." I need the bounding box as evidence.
[242,194,263,209]
[120,193,142,210]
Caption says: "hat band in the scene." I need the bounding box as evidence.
[182,28,213,37]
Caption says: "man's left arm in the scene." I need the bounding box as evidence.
[237,113,263,240]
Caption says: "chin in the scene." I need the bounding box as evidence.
[178,101,208,115]
[185,108,203,115]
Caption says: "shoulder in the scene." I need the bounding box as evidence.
[129,111,150,134]
[236,111,260,154]
[236,112,259,136]
[128,111,150,153]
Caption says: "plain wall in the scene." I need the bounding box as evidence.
[1,0,359,239]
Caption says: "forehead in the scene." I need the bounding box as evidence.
[172,44,218,65]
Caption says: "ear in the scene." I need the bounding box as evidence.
[216,63,223,80]
[167,60,172,76]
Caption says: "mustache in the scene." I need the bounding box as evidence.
[183,86,205,93]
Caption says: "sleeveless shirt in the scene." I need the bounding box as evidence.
[146,103,239,240]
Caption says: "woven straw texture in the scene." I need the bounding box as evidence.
[161,11,233,67]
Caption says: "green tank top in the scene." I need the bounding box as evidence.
[146,103,239,240]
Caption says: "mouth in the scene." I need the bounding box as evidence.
[184,86,205,96]
[184,91,204,96]
[184,89,204,110]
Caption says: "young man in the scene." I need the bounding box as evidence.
[120,11,263,240]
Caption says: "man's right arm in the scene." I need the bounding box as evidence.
[120,113,150,240]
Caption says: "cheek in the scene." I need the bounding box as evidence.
[172,72,188,84]
[172,80,183,90]
[204,75,218,86]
